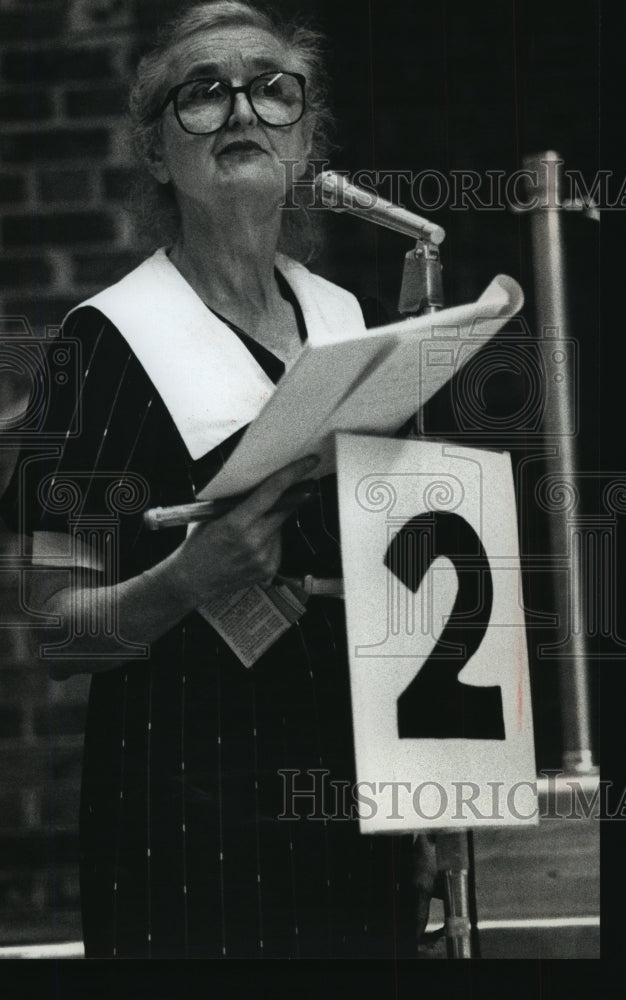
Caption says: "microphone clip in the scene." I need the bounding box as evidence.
[398,238,445,315]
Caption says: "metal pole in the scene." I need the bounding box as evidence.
[524,150,595,774]
[436,832,472,958]
[316,180,480,956]
[399,241,477,958]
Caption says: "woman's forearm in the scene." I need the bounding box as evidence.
[43,549,198,678]
[41,456,319,678]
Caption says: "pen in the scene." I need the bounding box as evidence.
[143,483,316,530]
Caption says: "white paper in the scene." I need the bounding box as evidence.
[199,274,523,500]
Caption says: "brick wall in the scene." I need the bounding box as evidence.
[0,0,184,946]
[0,0,148,331]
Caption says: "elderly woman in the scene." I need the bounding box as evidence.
[24,0,422,958]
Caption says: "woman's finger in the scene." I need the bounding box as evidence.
[233,455,319,525]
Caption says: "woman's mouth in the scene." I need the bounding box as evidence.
[218,140,265,156]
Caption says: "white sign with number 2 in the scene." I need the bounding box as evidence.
[337,433,537,833]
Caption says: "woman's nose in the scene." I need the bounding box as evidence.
[228,91,257,128]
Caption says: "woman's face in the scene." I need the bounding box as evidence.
[149,24,313,213]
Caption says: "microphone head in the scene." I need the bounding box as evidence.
[314,170,341,198]
[315,170,375,211]
[314,170,345,210]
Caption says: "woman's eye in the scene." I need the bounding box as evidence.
[258,82,276,95]
[186,82,225,103]
[256,81,287,101]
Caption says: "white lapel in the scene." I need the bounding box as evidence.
[65,248,365,460]
[274,253,366,347]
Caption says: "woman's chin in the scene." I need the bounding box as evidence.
[213,162,285,197]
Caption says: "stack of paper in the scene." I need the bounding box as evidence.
[199,274,524,500]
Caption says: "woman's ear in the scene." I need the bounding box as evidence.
[146,135,170,184]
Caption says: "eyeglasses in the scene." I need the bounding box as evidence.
[152,71,306,135]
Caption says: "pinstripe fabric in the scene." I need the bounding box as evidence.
[20,302,417,959]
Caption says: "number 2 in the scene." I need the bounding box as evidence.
[384,510,505,740]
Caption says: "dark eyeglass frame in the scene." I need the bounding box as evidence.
[150,71,307,134]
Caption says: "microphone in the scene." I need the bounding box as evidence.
[315,170,446,245]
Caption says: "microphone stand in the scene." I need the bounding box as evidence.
[317,172,477,957]
[398,236,477,959]
[398,238,445,315]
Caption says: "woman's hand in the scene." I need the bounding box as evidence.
[38,455,319,678]
[167,455,319,606]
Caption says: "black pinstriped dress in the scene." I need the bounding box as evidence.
[25,288,417,958]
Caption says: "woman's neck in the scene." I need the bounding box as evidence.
[170,196,284,330]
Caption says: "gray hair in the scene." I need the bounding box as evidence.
[128,0,335,261]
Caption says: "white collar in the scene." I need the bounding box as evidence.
[65,248,365,460]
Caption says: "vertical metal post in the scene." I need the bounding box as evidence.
[436,832,472,958]
[399,241,477,957]
[524,150,595,774]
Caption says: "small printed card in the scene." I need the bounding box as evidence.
[198,581,308,668]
